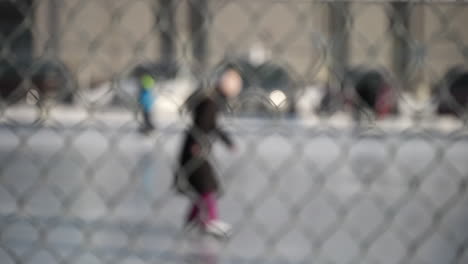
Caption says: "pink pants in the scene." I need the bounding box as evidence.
[186,192,218,225]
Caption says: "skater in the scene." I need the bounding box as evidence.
[136,67,156,133]
[174,65,242,238]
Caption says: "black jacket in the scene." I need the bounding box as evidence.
[174,94,233,196]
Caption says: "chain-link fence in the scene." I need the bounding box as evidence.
[1,0,468,264]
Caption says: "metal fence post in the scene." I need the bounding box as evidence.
[189,0,208,75]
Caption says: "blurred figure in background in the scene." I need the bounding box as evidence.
[354,69,396,119]
[174,65,242,238]
[341,66,398,120]
[136,67,157,133]
[435,65,468,116]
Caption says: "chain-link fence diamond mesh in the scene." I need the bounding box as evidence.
[1,1,468,264]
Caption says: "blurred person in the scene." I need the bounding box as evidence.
[356,70,395,119]
[174,65,242,238]
[435,65,468,116]
[344,67,397,120]
[136,67,157,133]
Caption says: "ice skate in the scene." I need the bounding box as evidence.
[204,220,232,240]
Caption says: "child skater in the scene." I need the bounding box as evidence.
[136,67,157,133]
[174,64,242,238]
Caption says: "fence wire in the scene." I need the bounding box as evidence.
[1,0,468,264]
